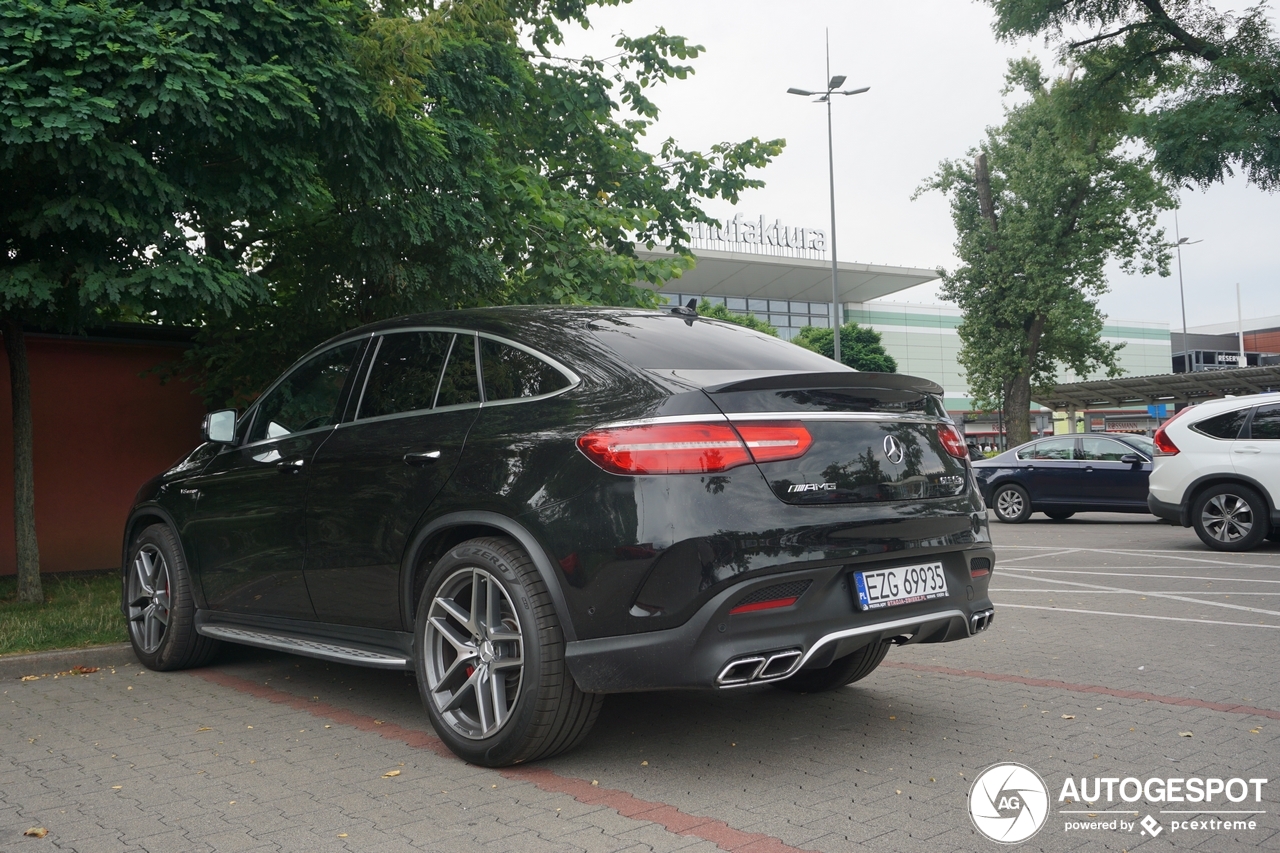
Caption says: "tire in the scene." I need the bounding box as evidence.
[773,641,890,693]
[414,536,603,766]
[125,524,220,671]
[1044,510,1075,521]
[991,483,1032,523]
[1192,484,1269,552]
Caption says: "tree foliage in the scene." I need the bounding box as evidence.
[985,0,1280,189]
[920,58,1173,443]
[694,299,778,336]
[791,322,898,373]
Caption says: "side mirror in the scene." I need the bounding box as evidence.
[203,409,237,444]
[1119,453,1144,465]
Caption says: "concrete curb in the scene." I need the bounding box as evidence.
[0,643,137,679]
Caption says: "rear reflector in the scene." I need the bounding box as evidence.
[937,423,969,459]
[729,597,799,615]
[578,421,811,475]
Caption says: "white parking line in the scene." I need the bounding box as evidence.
[999,545,1280,567]
[1000,604,1280,629]
[992,568,1280,585]
[993,589,1280,595]
[1000,570,1280,618]
[996,549,1081,563]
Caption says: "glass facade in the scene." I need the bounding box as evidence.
[658,293,832,340]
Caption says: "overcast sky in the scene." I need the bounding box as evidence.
[560,1,1278,332]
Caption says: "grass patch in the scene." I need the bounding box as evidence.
[0,572,127,656]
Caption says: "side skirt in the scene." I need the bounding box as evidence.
[195,610,414,670]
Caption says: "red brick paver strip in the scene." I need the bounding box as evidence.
[193,669,819,853]
[883,660,1280,720]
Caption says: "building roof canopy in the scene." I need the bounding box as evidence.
[1037,365,1280,410]
[636,247,939,304]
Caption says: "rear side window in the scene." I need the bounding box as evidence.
[1016,438,1074,461]
[1250,404,1280,439]
[480,338,571,402]
[590,314,840,370]
[1192,409,1249,440]
[436,334,481,407]
[1077,437,1132,462]
[358,332,453,419]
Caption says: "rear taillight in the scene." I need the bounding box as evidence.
[937,423,969,459]
[1152,406,1189,456]
[1153,426,1179,456]
[577,421,811,475]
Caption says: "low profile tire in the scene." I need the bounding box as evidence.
[125,524,220,671]
[991,484,1032,523]
[1192,484,1269,552]
[414,536,603,767]
[774,641,890,693]
[1043,510,1075,521]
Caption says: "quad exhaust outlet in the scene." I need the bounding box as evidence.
[716,649,803,686]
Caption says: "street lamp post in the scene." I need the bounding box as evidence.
[787,31,868,365]
[1169,210,1202,372]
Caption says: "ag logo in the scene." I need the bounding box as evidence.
[968,763,1049,844]
[883,434,906,465]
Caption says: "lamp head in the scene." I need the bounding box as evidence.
[828,75,847,89]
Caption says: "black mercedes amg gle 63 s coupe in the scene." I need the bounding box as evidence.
[122,306,995,765]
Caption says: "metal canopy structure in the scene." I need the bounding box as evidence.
[635,246,939,305]
[1036,365,1280,411]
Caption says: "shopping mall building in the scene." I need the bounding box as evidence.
[639,215,1173,441]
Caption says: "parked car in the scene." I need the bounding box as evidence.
[972,434,1156,523]
[1148,392,1280,551]
[122,306,995,766]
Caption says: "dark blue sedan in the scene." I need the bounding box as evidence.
[972,434,1155,523]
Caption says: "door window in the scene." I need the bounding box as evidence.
[1251,404,1280,439]
[1016,438,1074,461]
[479,338,571,402]
[248,341,362,443]
[435,334,481,407]
[357,332,454,419]
[1077,437,1132,462]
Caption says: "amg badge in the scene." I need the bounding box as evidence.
[788,482,837,493]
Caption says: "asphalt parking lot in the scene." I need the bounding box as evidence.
[5,514,1280,853]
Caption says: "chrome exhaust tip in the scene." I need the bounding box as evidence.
[717,649,803,687]
[969,608,995,634]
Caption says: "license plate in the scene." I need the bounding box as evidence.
[853,562,948,610]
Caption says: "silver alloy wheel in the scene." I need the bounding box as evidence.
[1200,493,1254,543]
[127,543,171,654]
[423,567,525,740]
[995,488,1024,519]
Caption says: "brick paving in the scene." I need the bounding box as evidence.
[3,515,1279,852]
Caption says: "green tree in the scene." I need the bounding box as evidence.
[183,2,783,405]
[985,0,1280,189]
[694,299,778,336]
[0,0,782,598]
[792,323,898,372]
[919,58,1172,444]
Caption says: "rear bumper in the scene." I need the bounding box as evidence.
[1148,494,1187,526]
[564,548,995,693]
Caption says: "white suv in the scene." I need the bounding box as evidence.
[1148,391,1280,551]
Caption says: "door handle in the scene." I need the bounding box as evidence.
[1234,446,1262,454]
[276,458,306,472]
[404,450,443,466]
[1084,466,1094,472]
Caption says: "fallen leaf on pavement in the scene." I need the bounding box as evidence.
[196,727,212,732]
[337,833,348,838]
[1250,728,1261,734]
[1061,715,1075,720]
[20,675,40,681]
[70,666,99,674]
[1179,732,1193,738]
[591,780,599,786]
[24,827,48,838]
[382,770,400,778]
[640,761,648,766]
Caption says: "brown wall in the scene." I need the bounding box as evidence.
[1245,330,1280,354]
[0,335,206,575]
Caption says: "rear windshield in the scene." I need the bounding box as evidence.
[589,314,842,371]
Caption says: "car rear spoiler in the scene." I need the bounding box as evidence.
[702,371,945,396]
